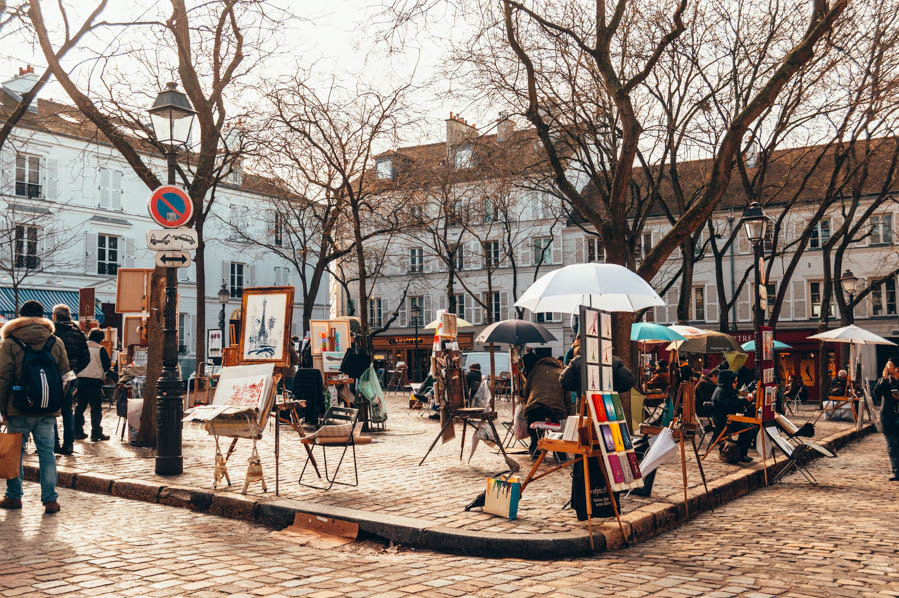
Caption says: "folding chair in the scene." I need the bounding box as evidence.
[696,401,716,451]
[299,407,360,490]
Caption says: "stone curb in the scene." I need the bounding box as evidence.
[23,422,874,559]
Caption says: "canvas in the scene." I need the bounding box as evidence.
[601,365,613,391]
[241,289,292,364]
[586,338,599,364]
[600,312,612,339]
[210,363,276,429]
[585,310,599,336]
[207,329,223,359]
[484,477,521,519]
[601,339,613,366]
[590,393,607,421]
[588,365,601,390]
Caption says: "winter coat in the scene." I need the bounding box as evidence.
[710,369,746,431]
[521,351,539,377]
[0,317,70,418]
[465,369,483,403]
[53,319,89,373]
[523,357,567,418]
[695,375,717,414]
[611,356,635,393]
[646,370,669,392]
[559,355,581,394]
[875,375,899,434]
[77,340,111,380]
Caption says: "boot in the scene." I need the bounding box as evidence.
[74,431,88,440]
[0,497,22,509]
[43,501,60,514]
[91,432,110,441]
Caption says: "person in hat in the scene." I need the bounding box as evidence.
[0,300,70,513]
[646,360,670,393]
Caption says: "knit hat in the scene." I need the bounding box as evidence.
[19,300,44,318]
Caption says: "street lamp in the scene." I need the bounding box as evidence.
[218,279,230,332]
[840,269,858,324]
[742,201,768,394]
[411,303,422,382]
[148,81,196,476]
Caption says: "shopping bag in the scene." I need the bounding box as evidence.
[0,431,23,480]
[357,365,388,423]
[484,476,521,519]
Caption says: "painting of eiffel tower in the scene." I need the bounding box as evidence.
[241,290,290,362]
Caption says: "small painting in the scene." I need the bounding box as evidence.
[207,329,223,359]
[601,365,613,391]
[240,287,294,366]
[309,320,351,356]
[600,312,612,339]
[600,339,613,366]
[587,364,601,391]
[586,338,600,364]
[585,309,599,337]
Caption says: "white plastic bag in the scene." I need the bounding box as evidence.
[513,404,529,440]
[638,427,677,476]
[472,380,492,410]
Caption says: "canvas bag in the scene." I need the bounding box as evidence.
[0,427,23,479]
[484,476,521,519]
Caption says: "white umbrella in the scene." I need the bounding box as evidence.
[807,325,896,346]
[514,263,664,314]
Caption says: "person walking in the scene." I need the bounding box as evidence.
[0,300,70,513]
[74,329,111,441]
[875,359,899,481]
[50,304,89,455]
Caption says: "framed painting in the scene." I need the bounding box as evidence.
[209,363,276,428]
[123,316,145,349]
[309,319,351,355]
[238,286,295,367]
[207,328,223,359]
[115,268,152,313]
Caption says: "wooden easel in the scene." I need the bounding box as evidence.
[701,380,770,486]
[520,398,627,551]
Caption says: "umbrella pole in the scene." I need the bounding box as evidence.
[489,342,497,411]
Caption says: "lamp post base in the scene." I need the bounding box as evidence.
[155,369,184,476]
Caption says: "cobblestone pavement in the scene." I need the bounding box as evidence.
[24,394,859,536]
[3,433,897,597]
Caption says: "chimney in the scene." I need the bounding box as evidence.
[3,65,41,99]
[445,112,478,149]
[497,113,515,143]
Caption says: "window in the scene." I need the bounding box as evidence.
[693,287,705,321]
[229,204,250,236]
[178,313,188,354]
[586,236,604,262]
[763,225,775,252]
[273,211,283,247]
[636,232,652,260]
[14,225,38,269]
[409,247,423,273]
[809,219,831,249]
[483,291,501,323]
[452,293,466,320]
[533,237,553,265]
[376,157,393,180]
[230,262,244,297]
[15,153,41,198]
[535,312,559,323]
[98,167,123,209]
[809,280,833,318]
[447,199,463,225]
[410,204,425,224]
[484,240,501,269]
[369,298,383,327]
[483,198,499,224]
[453,145,473,170]
[871,276,897,316]
[453,245,464,271]
[870,214,893,246]
[409,296,424,326]
[97,234,119,275]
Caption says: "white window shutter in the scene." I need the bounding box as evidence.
[792,279,807,320]
[737,284,751,322]
[99,167,110,208]
[273,267,281,285]
[781,282,793,320]
[472,294,483,325]
[111,171,123,210]
[552,236,562,264]
[123,236,135,268]
[185,313,193,354]
[398,298,407,328]
[500,291,509,321]
[247,264,256,287]
[438,293,447,312]
[381,298,389,327]
[0,148,13,193]
[424,294,433,324]
[84,232,98,275]
[221,261,228,288]
[44,157,58,200]
[518,238,531,267]
[465,294,473,323]
[576,236,585,263]
[666,287,679,323]
[529,192,538,220]
[705,284,718,324]
[552,312,562,322]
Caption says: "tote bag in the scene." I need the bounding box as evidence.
[0,430,23,479]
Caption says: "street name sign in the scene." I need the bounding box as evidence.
[146,228,198,251]
[148,185,193,228]
[154,251,192,268]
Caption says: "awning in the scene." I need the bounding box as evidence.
[0,287,103,321]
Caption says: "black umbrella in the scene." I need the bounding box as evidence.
[475,319,557,345]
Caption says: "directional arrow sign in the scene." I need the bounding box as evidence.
[146,228,198,251]
[155,250,192,268]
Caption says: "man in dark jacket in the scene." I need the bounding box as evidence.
[710,369,754,463]
[51,304,88,455]
[0,300,70,513]
[523,357,566,454]
[465,363,483,405]
[695,370,718,417]
[875,359,899,481]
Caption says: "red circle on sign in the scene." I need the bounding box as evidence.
[148,185,193,228]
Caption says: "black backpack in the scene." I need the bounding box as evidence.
[12,337,64,414]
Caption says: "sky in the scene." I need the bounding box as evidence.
[0,0,487,146]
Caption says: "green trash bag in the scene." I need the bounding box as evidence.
[357,365,388,423]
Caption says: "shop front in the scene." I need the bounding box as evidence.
[372,332,475,384]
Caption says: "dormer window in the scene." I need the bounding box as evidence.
[376,157,394,180]
[453,145,473,170]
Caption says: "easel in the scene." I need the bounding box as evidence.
[701,385,771,486]
[520,397,626,551]
[639,380,713,518]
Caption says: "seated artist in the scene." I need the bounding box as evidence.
[829,369,848,397]
[645,360,669,394]
[785,374,809,404]
[695,369,718,417]
[710,369,755,463]
[523,356,567,457]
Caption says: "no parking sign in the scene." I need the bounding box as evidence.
[147,185,193,228]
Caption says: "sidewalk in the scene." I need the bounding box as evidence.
[22,393,872,558]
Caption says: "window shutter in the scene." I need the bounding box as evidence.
[500,291,509,321]
[705,284,718,324]
[273,266,281,285]
[518,238,531,267]
[0,147,13,193]
[424,294,433,325]
[737,284,751,322]
[123,236,135,268]
[44,157,58,200]
[666,287,679,323]
[737,234,750,255]
[99,167,110,208]
[472,294,483,325]
[247,264,256,287]
[529,192,539,220]
[111,171,123,210]
[221,261,228,289]
[576,236,585,263]
[381,298,389,328]
[84,232,98,275]
[781,282,793,320]
[551,236,562,264]
[398,297,407,328]
[438,293,447,313]
[792,279,807,320]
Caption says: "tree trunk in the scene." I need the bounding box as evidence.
[194,225,206,375]
[136,267,165,446]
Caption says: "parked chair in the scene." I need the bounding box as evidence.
[696,401,716,450]
[299,407,360,491]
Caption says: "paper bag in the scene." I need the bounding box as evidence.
[0,432,23,479]
[484,476,521,519]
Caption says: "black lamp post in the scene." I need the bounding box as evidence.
[218,279,229,332]
[148,82,196,476]
[742,201,768,389]
[840,269,858,325]
[412,303,422,382]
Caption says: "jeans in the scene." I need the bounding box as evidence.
[886,432,899,477]
[5,416,58,503]
[54,382,76,448]
[75,378,103,437]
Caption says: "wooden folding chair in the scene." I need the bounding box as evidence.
[299,407,360,490]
